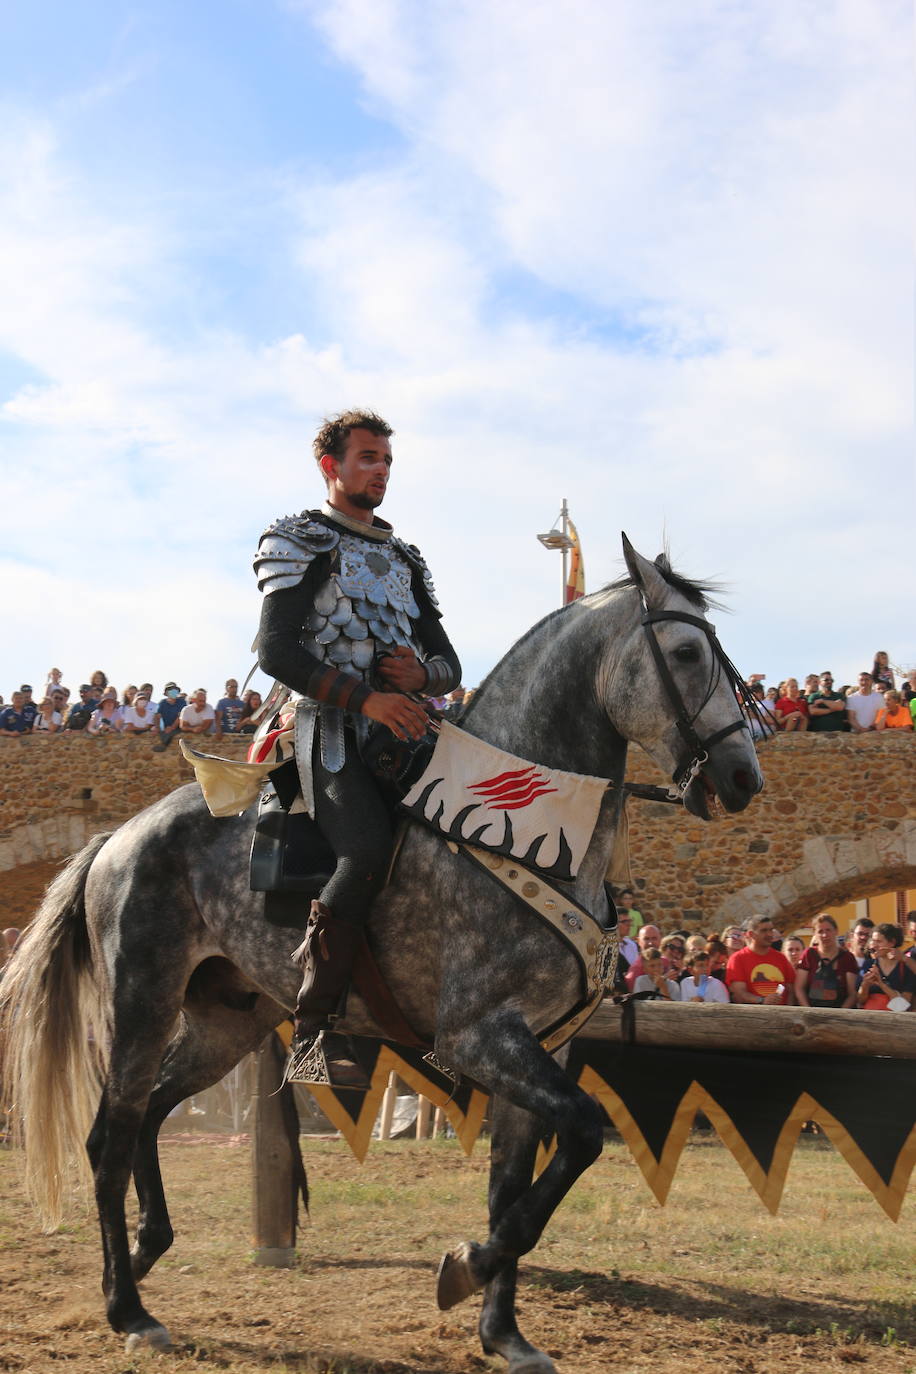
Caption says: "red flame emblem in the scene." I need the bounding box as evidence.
[467,765,558,811]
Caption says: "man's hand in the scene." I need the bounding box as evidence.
[361,690,430,740]
[377,645,428,693]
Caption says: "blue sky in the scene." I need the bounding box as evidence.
[2,0,913,706]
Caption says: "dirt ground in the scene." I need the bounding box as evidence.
[2,1131,915,1374]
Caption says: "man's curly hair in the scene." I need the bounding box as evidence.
[313,409,394,476]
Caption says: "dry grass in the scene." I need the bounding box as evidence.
[1,1131,915,1373]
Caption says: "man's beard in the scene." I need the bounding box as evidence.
[349,490,383,511]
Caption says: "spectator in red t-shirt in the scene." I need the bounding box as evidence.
[774,678,809,732]
[726,916,797,1005]
[795,914,858,1008]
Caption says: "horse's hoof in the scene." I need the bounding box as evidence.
[436,1240,484,1310]
[125,1323,172,1353]
[507,1354,558,1374]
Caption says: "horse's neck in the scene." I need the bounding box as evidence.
[461,605,628,914]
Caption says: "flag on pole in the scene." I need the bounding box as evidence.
[564,516,585,603]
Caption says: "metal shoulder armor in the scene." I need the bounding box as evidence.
[392,537,440,611]
[253,512,340,595]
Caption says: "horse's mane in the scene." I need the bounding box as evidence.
[605,552,725,612]
[460,552,725,724]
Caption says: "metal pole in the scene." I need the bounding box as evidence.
[560,498,568,604]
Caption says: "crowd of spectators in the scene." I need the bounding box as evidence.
[613,909,916,1011]
[0,671,266,746]
[745,654,916,738]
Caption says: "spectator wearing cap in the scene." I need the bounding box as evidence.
[121,693,156,734]
[18,685,37,729]
[88,696,123,735]
[65,684,98,731]
[807,671,847,732]
[215,678,245,734]
[179,688,218,736]
[0,691,29,736]
[153,682,186,750]
[846,672,883,733]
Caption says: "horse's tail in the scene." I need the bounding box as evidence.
[0,832,113,1229]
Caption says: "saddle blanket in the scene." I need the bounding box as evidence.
[401,722,609,882]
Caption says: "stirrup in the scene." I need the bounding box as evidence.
[284,1029,370,1090]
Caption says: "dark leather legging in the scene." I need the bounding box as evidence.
[312,741,392,926]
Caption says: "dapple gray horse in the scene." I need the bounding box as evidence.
[1,538,763,1372]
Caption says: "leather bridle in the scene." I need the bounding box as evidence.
[641,608,761,798]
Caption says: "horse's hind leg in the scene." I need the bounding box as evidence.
[479,1094,557,1374]
[88,1002,183,1351]
[130,995,285,1283]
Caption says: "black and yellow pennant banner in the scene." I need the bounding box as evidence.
[298,1037,916,1220]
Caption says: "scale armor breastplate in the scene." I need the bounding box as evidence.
[255,515,428,683]
[304,531,422,679]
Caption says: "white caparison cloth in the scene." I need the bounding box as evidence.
[401,721,609,881]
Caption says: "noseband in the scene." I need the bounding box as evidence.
[640,608,756,798]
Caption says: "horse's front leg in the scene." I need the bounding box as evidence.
[435,1012,603,1364]
[478,1093,559,1374]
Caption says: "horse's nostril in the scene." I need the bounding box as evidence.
[733,768,752,792]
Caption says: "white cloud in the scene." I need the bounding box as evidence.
[2,2,913,703]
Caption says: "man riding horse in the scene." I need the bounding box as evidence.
[254,409,461,1077]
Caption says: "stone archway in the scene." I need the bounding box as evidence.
[0,813,125,929]
[711,820,916,931]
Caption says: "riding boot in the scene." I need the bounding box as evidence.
[287,901,368,1088]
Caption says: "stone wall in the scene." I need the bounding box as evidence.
[0,730,913,932]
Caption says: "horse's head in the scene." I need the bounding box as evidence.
[597,535,764,819]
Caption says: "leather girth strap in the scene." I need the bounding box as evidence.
[352,935,430,1050]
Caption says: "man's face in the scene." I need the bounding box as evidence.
[194,690,207,709]
[858,673,873,694]
[618,891,633,913]
[51,692,65,710]
[226,681,238,696]
[813,921,835,947]
[20,687,32,702]
[819,673,833,692]
[617,912,632,941]
[748,920,775,950]
[851,923,872,953]
[11,693,23,709]
[638,925,661,951]
[724,927,744,952]
[325,428,392,511]
[907,918,916,945]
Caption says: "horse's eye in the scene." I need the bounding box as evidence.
[674,644,700,664]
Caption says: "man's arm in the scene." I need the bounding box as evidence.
[259,573,429,739]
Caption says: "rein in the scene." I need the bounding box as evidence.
[640,607,765,797]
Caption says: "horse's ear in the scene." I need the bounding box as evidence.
[621,532,669,610]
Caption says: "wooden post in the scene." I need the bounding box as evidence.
[433,1106,446,1137]
[416,1096,432,1140]
[251,1033,297,1267]
[378,1070,398,1141]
